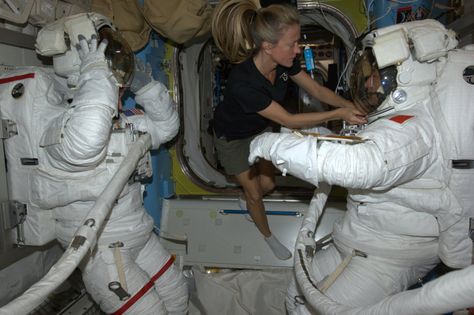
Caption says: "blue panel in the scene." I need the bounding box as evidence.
[122,32,175,228]
[366,0,451,28]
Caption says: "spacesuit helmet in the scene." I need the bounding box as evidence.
[350,49,398,114]
[35,12,134,87]
[349,20,458,115]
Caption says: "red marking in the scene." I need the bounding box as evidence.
[389,115,414,124]
[0,73,35,84]
[110,255,175,315]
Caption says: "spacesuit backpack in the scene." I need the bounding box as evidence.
[0,67,66,246]
[433,44,474,266]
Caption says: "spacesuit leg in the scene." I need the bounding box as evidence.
[135,233,189,314]
[81,244,168,314]
[286,244,343,314]
[287,243,439,311]
[314,245,439,307]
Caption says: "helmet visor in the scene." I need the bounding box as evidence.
[350,50,397,114]
[99,27,134,87]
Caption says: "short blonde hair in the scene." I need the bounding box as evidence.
[212,0,299,63]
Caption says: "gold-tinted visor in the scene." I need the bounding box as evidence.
[99,27,134,87]
[350,50,397,114]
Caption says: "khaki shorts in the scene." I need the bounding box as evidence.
[214,130,268,176]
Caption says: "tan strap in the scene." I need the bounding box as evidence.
[318,249,367,293]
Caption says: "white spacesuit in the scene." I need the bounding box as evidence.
[249,19,474,313]
[0,13,187,314]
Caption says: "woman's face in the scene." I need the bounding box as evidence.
[353,68,382,114]
[267,23,301,68]
[365,68,382,106]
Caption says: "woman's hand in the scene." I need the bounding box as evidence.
[342,100,356,109]
[337,107,368,125]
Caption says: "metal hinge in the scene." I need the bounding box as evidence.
[1,200,26,245]
[0,119,18,139]
[1,200,26,229]
[470,218,474,265]
[470,218,474,242]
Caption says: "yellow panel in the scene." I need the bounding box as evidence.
[164,40,216,196]
[315,0,368,34]
[170,148,216,196]
[163,40,176,94]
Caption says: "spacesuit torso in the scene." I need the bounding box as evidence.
[332,87,456,265]
[328,45,474,268]
[0,67,153,247]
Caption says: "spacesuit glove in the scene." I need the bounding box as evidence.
[130,59,153,94]
[77,35,109,74]
[134,80,174,121]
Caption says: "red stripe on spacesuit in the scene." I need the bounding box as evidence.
[0,73,35,84]
[389,115,414,124]
[110,255,175,315]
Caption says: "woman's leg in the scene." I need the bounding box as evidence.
[235,165,291,260]
[238,158,275,211]
[235,165,271,237]
[257,159,276,195]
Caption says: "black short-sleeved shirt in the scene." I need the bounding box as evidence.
[213,57,301,140]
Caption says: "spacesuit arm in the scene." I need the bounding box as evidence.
[249,133,389,188]
[131,81,179,149]
[249,118,433,190]
[41,38,119,171]
[316,140,399,189]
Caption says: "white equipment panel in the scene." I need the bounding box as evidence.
[160,198,346,269]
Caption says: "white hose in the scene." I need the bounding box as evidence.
[294,183,474,315]
[0,134,152,315]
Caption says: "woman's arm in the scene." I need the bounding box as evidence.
[258,101,367,129]
[291,71,354,108]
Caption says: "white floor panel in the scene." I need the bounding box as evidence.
[160,198,346,269]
